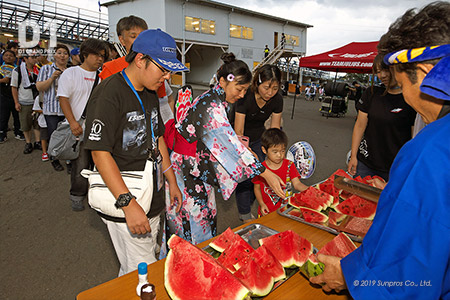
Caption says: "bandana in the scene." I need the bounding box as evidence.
[384,44,450,101]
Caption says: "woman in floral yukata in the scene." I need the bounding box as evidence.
[159,53,286,258]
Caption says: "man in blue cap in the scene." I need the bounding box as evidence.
[83,29,185,275]
[70,47,81,66]
[310,2,450,299]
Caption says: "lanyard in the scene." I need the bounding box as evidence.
[121,70,156,149]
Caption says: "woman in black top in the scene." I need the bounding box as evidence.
[234,64,283,221]
[348,54,415,181]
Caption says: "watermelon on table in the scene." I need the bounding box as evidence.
[317,232,357,258]
[288,208,302,218]
[344,216,372,236]
[290,187,330,211]
[233,259,274,297]
[259,230,313,268]
[217,234,254,273]
[335,195,377,220]
[299,207,329,224]
[328,211,348,226]
[300,253,325,279]
[331,169,353,180]
[165,235,250,300]
[209,227,236,252]
[316,179,340,207]
[239,244,286,282]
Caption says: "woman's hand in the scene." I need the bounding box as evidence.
[367,177,387,190]
[51,70,62,80]
[260,169,286,199]
[169,183,183,213]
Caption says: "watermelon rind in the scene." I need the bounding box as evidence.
[300,254,325,279]
[233,259,274,297]
[165,235,250,300]
[299,206,329,224]
[209,227,236,252]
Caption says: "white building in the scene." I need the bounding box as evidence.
[103,0,312,85]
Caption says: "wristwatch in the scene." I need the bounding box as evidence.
[115,192,136,209]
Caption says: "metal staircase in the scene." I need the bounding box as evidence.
[0,0,109,44]
[252,43,286,73]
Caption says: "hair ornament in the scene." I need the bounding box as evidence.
[227,73,235,82]
[258,74,262,84]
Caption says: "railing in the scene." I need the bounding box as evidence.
[0,0,110,43]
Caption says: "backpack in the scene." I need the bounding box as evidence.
[15,64,39,99]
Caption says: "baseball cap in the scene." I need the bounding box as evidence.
[131,29,188,72]
[71,47,80,56]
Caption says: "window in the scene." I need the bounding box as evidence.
[201,19,216,35]
[185,16,200,32]
[229,24,253,40]
[285,34,299,46]
[185,16,215,35]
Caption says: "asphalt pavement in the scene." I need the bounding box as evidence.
[0,89,357,300]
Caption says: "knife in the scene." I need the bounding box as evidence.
[333,175,382,203]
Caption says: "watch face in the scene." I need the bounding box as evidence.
[115,193,134,208]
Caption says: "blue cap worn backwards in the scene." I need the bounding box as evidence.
[131,29,188,72]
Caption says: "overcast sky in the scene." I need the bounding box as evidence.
[57,0,432,55]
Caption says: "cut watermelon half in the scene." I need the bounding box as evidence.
[335,195,377,220]
[217,234,254,273]
[259,230,313,268]
[209,227,236,252]
[165,235,250,300]
[317,232,357,258]
[300,253,325,278]
[233,259,274,297]
[299,206,328,224]
[290,187,331,211]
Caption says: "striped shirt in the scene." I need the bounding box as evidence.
[37,64,64,116]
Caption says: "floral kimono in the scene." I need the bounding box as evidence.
[159,85,265,258]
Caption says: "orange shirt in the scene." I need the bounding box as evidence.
[100,56,166,97]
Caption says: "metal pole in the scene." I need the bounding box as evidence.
[291,57,301,120]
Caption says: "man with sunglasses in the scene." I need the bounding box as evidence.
[83,29,185,276]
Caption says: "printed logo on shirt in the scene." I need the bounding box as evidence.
[84,77,95,82]
[391,108,403,113]
[359,139,369,158]
[263,185,282,206]
[88,119,104,141]
[123,111,147,153]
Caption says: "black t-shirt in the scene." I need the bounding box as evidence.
[236,90,283,142]
[0,73,12,99]
[356,86,416,173]
[84,72,165,219]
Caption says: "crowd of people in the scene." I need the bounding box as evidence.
[1,2,449,298]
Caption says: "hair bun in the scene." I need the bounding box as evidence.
[220,52,236,64]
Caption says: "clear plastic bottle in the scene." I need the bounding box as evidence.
[136,262,149,297]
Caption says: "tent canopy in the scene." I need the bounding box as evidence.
[299,41,378,73]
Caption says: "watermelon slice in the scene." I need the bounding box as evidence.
[233,259,274,297]
[317,232,357,258]
[288,208,302,218]
[335,195,377,220]
[328,211,348,226]
[259,230,312,268]
[217,234,254,273]
[344,216,372,235]
[299,207,329,224]
[300,254,325,278]
[290,187,330,211]
[209,227,236,252]
[240,245,286,282]
[316,179,340,207]
[165,235,250,300]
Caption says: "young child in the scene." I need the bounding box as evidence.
[252,128,308,216]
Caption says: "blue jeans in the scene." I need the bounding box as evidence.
[356,160,389,182]
[44,115,65,138]
[235,139,265,219]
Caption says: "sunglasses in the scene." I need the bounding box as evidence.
[144,55,174,76]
